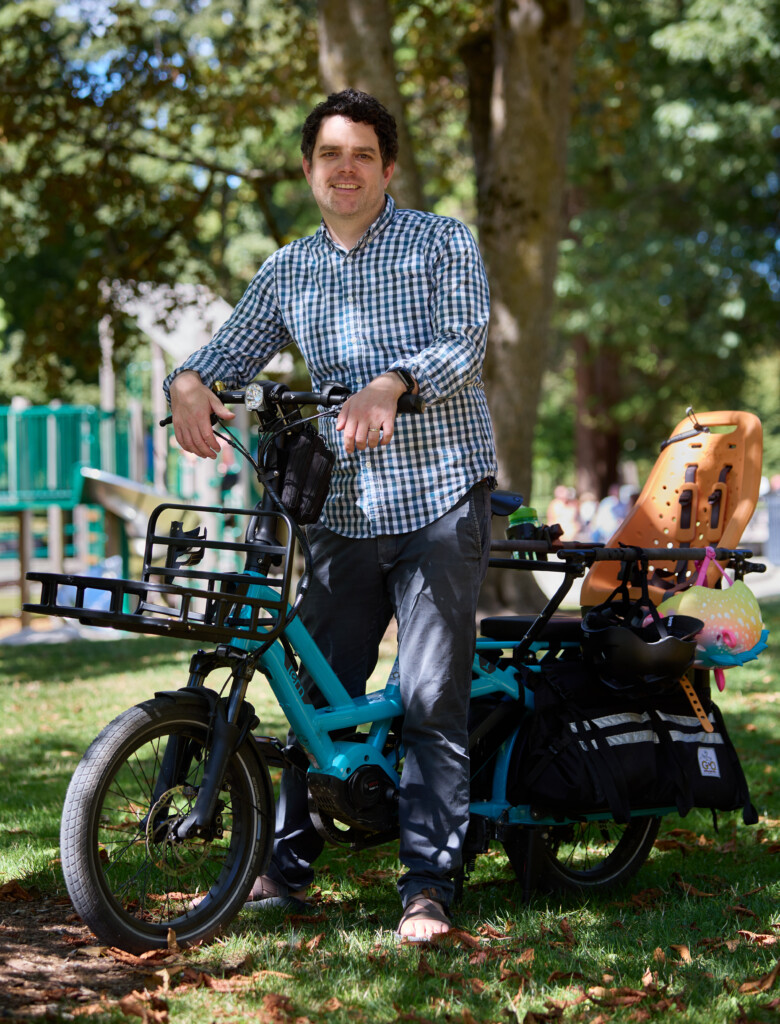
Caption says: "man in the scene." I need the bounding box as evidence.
[166,89,497,940]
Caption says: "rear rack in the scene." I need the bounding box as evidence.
[24,503,297,646]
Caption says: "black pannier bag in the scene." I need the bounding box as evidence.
[275,425,335,526]
[507,660,757,826]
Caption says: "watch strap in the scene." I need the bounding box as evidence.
[393,368,415,393]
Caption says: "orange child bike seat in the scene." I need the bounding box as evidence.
[580,410,764,608]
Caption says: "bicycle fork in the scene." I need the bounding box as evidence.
[149,649,260,841]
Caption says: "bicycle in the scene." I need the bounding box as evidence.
[25,382,766,953]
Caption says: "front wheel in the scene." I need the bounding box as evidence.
[60,697,274,953]
[503,815,660,893]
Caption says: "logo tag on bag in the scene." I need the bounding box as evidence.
[698,746,721,779]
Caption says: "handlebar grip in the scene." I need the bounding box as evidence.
[158,411,222,428]
[215,390,246,405]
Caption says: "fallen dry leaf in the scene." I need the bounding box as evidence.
[697,936,740,953]
[259,992,297,1023]
[670,944,693,964]
[439,928,482,949]
[654,839,692,854]
[558,918,576,947]
[725,905,759,920]
[737,956,780,995]
[673,873,714,898]
[0,880,35,902]
[478,922,512,939]
[118,991,169,1024]
[738,930,778,947]
[588,984,648,1007]
[626,887,665,910]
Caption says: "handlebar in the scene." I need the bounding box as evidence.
[555,545,762,568]
[160,380,426,427]
[491,538,764,575]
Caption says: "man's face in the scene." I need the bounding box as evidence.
[302,115,394,239]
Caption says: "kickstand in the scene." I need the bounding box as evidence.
[521,828,545,902]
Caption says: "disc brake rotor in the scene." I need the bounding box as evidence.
[145,787,212,876]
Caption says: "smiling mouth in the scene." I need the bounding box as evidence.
[333,183,360,190]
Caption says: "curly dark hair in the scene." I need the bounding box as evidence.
[301,89,398,169]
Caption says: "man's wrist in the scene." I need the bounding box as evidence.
[170,369,204,392]
[376,372,408,398]
[389,368,416,394]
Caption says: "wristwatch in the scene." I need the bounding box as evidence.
[392,368,416,393]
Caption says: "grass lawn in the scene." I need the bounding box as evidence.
[0,604,778,1024]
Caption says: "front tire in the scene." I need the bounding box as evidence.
[503,815,660,893]
[60,697,274,953]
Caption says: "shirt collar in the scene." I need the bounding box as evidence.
[316,194,396,254]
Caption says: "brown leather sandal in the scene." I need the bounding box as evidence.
[245,875,311,910]
[395,893,451,942]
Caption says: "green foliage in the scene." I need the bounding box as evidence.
[0,0,319,395]
[1,0,778,488]
[542,0,780,477]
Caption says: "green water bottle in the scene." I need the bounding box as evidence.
[506,506,539,559]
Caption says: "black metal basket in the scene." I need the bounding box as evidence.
[24,503,297,646]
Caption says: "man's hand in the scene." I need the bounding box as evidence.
[169,371,235,459]
[336,373,408,454]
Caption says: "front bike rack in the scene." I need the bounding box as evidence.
[25,503,297,646]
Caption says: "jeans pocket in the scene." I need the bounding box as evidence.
[467,482,492,568]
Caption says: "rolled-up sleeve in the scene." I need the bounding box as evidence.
[163,256,293,399]
[389,221,489,406]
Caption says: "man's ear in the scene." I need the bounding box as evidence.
[302,156,313,185]
[383,160,395,188]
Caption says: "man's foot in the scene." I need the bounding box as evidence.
[395,892,451,942]
[245,875,310,910]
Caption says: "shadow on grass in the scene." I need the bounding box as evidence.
[0,634,198,686]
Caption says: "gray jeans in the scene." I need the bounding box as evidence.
[265,481,492,908]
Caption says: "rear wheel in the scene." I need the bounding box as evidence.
[60,697,274,953]
[503,815,660,892]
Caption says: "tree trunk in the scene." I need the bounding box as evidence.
[465,0,583,609]
[317,0,426,211]
[317,0,582,610]
[573,333,622,499]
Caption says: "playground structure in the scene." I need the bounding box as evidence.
[0,282,293,628]
[0,402,149,625]
[0,403,266,628]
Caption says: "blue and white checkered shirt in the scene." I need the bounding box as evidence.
[166,195,497,537]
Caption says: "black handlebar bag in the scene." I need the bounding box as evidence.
[274,425,335,526]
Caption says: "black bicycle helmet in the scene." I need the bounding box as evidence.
[582,605,703,696]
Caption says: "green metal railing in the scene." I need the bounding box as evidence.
[0,405,130,510]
